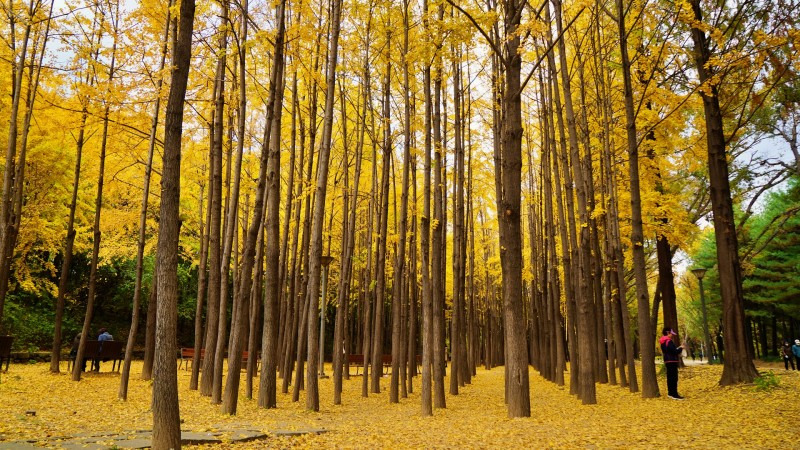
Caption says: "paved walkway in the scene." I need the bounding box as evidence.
[0,424,327,449]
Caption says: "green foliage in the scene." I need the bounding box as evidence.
[1,250,200,350]
[742,178,800,320]
[686,177,800,342]
[753,371,779,391]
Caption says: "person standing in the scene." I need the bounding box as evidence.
[783,340,796,370]
[792,339,800,370]
[660,327,685,400]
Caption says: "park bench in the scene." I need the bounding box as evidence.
[381,354,392,374]
[179,348,256,371]
[0,335,12,371]
[67,340,124,372]
[179,348,205,370]
[347,354,364,374]
[344,354,395,375]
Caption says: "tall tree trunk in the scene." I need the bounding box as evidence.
[291,30,323,402]
[616,0,659,398]
[223,0,285,415]
[497,0,530,417]
[0,0,36,325]
[211,0,233,405]
[305,0,344,411]
[241,4,259,401]
[449,45,465,395]
[333,71,365,406]
[420,0,434,414]
[408,143,419,391]
[119,0,172,398]
[687,0,758,385]
[370,34,392,396]
[280,69,304,390]
[200,36,225,398]
[72,5,119,381]
[51,44,97,371]
[431,15,446,407]
[151,0,195,444]
[17,0,54,361]
[390,2,412,403]
[277,59,300,379]
[553,0,597,402]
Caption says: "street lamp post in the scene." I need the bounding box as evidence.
[691,267,714,364]
[319,255,335,378]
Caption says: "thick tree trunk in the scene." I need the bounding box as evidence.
[497,0,530,417]
[151,0,195,445]
[688,0,758,385]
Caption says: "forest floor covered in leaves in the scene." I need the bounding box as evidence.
[0,360,797,448]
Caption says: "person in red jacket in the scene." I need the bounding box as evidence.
[660,327,685,400]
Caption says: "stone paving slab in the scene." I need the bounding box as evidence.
[0,423,329,448]
[0,443,40,450]
[110,438,153,448]
[179,431,223,445]
[272,428,328,437]
[58,443,110,450]
[227,430,269,443]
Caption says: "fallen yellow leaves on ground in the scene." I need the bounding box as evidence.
[0,361,797,448]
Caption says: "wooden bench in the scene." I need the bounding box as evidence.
[179,348,256,371]
[179,348,205,370]
[345,354,395,375]
[347,354,364,374]
[381,354,392,374]
[67,340,124,372]
[0,335,12,372]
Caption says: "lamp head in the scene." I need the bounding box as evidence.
[691,267,707,280]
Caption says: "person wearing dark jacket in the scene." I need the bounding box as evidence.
[783,341,796,370]
[660,327,685,400]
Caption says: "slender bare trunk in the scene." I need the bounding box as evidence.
[119,0,172,398]
[616,0,659,398]
[72,5,119,381]
[304,0,344,411]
